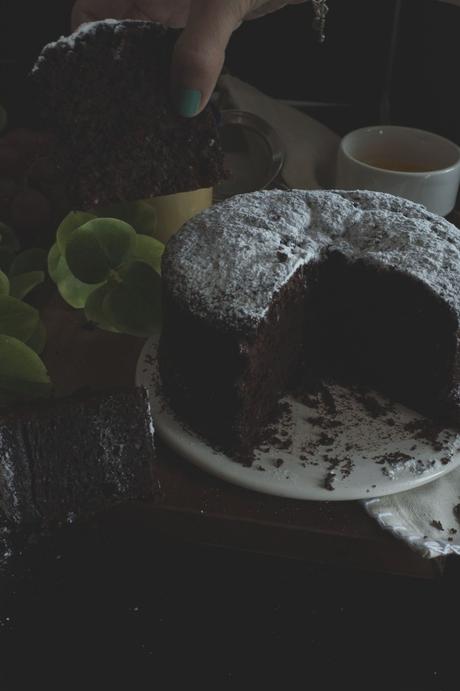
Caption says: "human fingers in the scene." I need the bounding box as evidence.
[171,0,245,117]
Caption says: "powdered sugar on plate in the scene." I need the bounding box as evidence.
[137,334,460,501]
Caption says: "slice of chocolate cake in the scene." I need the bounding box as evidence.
[0,387,156,526]
[29,20,225,210]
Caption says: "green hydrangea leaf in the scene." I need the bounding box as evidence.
[0,295,39,343]
[0,251,12,274]
[105,261,162,337]
[9,248,47,276]
[56,211,97,255]
[9,270,45,300]
[0,222,20,271]
[0,222,19,253]
[0,334,51,401]
[84,284,120,333]
[96,201,158,237]
[131,234,164,275]
[48,243,99,309]
[47,243,61,284]
[26,319,47,355]
[65,218,136,284]
[0,270,9,296]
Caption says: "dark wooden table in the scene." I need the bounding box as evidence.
[41,290,444,580]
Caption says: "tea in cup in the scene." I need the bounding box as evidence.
[336,126,460,215]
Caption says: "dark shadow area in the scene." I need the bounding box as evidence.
[0,515,458,689]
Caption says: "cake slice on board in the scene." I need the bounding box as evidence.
[0,387,156,528]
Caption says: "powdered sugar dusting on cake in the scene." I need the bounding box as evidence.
[337,201,460,318]
[163,189,460,333]
[31,19,155,73]
[164,190,326,332]
[57,19,121,47]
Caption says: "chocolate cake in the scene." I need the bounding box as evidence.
[30,20,225,210]
[159,189,460,455]
[0,387,156,526]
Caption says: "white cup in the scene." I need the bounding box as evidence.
[336,125,460,216]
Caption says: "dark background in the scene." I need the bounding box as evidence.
[1,2,460,688]
[0,511,459,689]
[2,0,460,140]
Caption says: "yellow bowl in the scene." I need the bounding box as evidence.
[143,188,213,244]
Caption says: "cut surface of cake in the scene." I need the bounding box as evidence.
[30,20,225,210]
[0,387,156,526]
[159,189,460,456]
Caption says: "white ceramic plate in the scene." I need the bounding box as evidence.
[136,335,460,501]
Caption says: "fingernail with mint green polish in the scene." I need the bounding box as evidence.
[177,88,202,118]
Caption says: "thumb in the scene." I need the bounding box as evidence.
[172,0,243,117]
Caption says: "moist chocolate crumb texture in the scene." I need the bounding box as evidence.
[0,388,156,527]
[30,20,225,210]
[430,520,444,531]
[159,189,460,456]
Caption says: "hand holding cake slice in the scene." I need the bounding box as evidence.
[30,19,225,210]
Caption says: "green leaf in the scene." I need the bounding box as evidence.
[96,201,158,237]
[131,235,164,275]
[105,261,162,337]
[0,222,20,254]
[0,335,51,401]
[26,319,47,355]
[65,218,136,284]
[0,253,13,274]
[56,211,97,255]
[84,284,119,333]
[0,295,39,342]
[9,248,47,276]
[9,270,45,300]
[0,251,12,274]
[0,270,9,296]
[0,105,7,135]
[47,243,62,284]
[48,243,99,309]
[0,223,20,273]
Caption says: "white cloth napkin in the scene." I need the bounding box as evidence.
[219,74,460,559]
[364,481,460,559]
